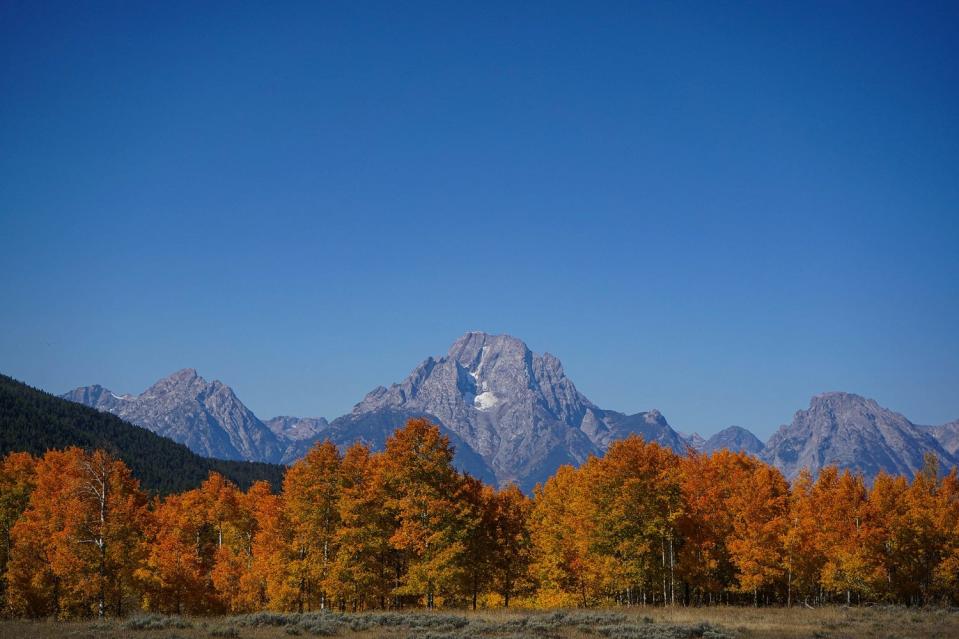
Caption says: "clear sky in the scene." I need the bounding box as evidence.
[2,1,957,439]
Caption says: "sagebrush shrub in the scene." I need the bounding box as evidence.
[123,613,193,630]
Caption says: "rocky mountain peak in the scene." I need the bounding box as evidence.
[645,409,666,424]
[763,392,955,479]
[683,432,707,451]
[162,367,201,387]
[265,416,330,442]
[448,331,527,360]
[929,419,959,456]
[60,339,956,488]
[345,332,683,490]
[141,368,206,398]
[171,367,199,381]
[702,425,765,455]
[809,391,880,411]
[61,383,128,411]
[63,369,283,463]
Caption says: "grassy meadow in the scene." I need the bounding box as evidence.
[0,606,957,639]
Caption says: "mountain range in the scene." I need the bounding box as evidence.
[62,369,288,463]
[0,374,284,494]
[61,331,958,490]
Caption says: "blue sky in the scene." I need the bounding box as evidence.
[1,1,957,438]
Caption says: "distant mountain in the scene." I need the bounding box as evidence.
[64,368,285,463]
[57,336,957,489]
[265,416,329,442]
[593,408,689,453]
[683,432,707,452]
[0,374,284,494]
[59,383,133,411]
[702,425,765,455]
[929,420,959,456]
[762,392,955,480]
[60,368,500,482]
[346,332,685,490]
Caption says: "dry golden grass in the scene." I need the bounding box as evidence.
[0,606,957,639]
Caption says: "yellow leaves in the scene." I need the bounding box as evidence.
[530,439,687,607]
[4,432,959,614]
[6,448,148,618]
[725,464,789,595]
[0,451,36,610]
[280,440,343,610]
[380,420,470,607]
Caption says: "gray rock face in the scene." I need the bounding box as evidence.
[63,336,953,490]
[761,392,955,480]
[265,416,329,442]
[348,332,684,490]
[56,335,692,488]
[702,425,765,455]
[61,384,132,412]
[595,408,690,453]
[683,432,707,452]
[63,369,285,463]
[929,420,959,456]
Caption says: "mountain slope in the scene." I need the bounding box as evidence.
[57,335,955,488]
[0,374,285,494]
[593,409,690,452]
[702,425,765,455]
[345,331,684,490]
[265,415,329,442]
[929,420,959,456]
[63,369,284,463]
[682,432,707,452]
[762,392,955,480]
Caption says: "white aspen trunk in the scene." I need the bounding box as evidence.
[787,568,792,608]
[669,537,675,606]
[661,540,667,606]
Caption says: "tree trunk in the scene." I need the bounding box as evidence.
[787,568,792,608]
[661,540,667,606]
[669,537,675,606]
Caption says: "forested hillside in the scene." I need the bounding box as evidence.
[0,374,285,493]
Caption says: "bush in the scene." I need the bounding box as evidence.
[295,617,343,636]
[566,612,629,626]
[233,611,298,627]
[207,609,729,639]
[209,625,240,638]
[123,614,193,630]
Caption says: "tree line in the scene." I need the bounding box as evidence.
[1,418,958,619]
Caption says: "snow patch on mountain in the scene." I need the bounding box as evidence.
[474,391,498,410]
